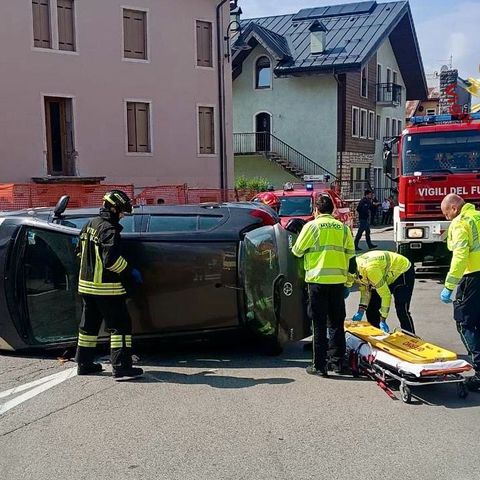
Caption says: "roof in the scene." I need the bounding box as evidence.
[233,0,427,100]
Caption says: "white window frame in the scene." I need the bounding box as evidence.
[360,108,368,139]
[124,98,154,156]
[197,103,217,158]
[368,110,375,140]
[360,65,368,98]
[194,18,216,71]
[253,54,273,91]
[121,6,150,63]
[351,106,359,138]
[31,0,79,55]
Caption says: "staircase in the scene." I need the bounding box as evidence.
[233,132,336,181]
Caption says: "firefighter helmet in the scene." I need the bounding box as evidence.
[103,190,133,213]
[255,192,280,210]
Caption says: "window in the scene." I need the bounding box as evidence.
[196,21,213,67]
[352,106,359,137]
[393,70,398,85]
[386,68,392,91]
[376,114,381,140]
[198,106,215,154]
[374,167,383,190]
[397,120,402,135]
[57,0,75,51]
[426,108,436,116]
[350,166,370,194]
[392,119,397,139]
[360,109,367,139]
[255,56,272,89]
[32,0,51,48]
[368,111,375,140]
[385,117,391,138]
[361,66,368,98]
[147,215,223,232]
[123,9,147,60]
[377,64,382,83]
[127,102,151,153]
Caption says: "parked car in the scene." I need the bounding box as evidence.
[0,199,309,352]
[254,180,353,229]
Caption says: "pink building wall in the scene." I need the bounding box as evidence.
[0,0,233,190]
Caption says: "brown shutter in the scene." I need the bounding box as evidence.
[58,0,75,51]
[135,103,150,152]
[198,107,214,154]
[32,0,51,48]
[196,21,212,67]
[127,103,137,152]
[124,10,146,59]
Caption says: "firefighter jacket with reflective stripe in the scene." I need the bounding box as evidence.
[445,203,480,290]
[77,210,131,296]
[349,251,411,319]
[291,214,355,284]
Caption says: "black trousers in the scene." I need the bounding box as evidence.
[354,219,373,248]
[366,264,416,334]
[454,273,480,371]
[307,283,346,370]
[76,294,133,369]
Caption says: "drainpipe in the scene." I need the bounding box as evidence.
[334,71,344,192]
[216,0,230,195]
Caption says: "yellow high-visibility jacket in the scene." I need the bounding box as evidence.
[348,251,411,319]
[445,203,480,290]
[291,214,355,284]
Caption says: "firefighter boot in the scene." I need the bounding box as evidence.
[75,333,103,376]
[111,334,143,381]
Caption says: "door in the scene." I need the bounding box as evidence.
[255,113,271,152]
[45,97,75,176]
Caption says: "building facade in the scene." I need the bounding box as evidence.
[0,0,233,190]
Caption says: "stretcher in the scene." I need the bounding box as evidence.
[345,321,474,403]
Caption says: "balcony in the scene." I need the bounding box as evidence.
[376,83,402,106]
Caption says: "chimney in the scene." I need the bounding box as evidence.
[310,20,327,55]
[230,1,242,35]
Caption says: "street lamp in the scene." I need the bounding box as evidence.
[224,20,251,62]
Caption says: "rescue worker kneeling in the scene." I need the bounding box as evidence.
[75,190,144,381]
[348,251,415,334]
[292,195,355,376]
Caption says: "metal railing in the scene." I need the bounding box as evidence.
[376,83,402,105]
[233,132,337,179]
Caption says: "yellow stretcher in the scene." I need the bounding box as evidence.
[345,321,474,403]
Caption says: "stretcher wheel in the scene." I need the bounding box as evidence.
[456,382,469,399]
[400,384,411,403]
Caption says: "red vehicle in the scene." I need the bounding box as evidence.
[384,112,480,263]
[253,176,353,229]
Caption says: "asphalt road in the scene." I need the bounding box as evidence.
[1,230,479,480]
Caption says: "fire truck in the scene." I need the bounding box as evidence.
[384,112,480,263]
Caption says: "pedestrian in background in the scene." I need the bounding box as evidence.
[440,193,480,391]
[75,190,144,381]
[386,195,395,225]
[381,198,390,225]
[370,194,380,226]
[292,195,355,376]
[354,189,378,251]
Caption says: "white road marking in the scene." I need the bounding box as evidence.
[0,367,77,415]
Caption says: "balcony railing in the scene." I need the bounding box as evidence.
[376,83,402,105]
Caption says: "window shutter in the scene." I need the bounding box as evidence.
[57,0,75,51]
[199,107,214,154]
[127,103,137,152]
[32,0,51,48]
[124,10,146,59]
[196,21,212,67]
[135,103,150,152]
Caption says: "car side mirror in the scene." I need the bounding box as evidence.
[53,195,70,221]
[284,218,306,234]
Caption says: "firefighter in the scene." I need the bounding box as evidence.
[440,193,480,392]
[349,250,415,334]
[75,190,144,381]
[292,195,355,376]
[254,191,280,213]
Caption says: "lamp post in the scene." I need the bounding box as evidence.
[224,20,251,62]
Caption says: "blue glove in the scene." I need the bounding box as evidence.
[352,310,364,322]
[131,268,143,284]
[379,320,390,334]
[440,287,453,304]
[344,287,350,299]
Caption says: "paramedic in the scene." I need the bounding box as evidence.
[75,190,144,381]
[292,195,355,376]
[440,193,480,391]
[349,250,415,334]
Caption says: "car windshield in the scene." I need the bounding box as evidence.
[402,130,480,174]
[241,226,279,335]
[278,196,312,216]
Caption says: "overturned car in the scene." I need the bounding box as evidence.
[0,199,309,352]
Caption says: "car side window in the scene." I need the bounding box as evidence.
[147,215,223,232]
[60,216,135,232]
